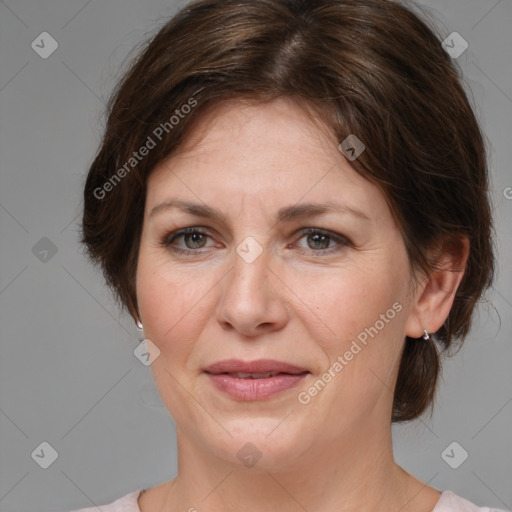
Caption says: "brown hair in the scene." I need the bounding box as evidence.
[82,0,494,422]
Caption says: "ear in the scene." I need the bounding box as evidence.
[405,236,470,339]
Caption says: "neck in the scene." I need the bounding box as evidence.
[151,420,438,512]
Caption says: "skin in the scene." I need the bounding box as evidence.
[135,97,467,512]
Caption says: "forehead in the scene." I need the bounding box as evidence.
[145,97,387,222]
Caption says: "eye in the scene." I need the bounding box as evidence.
[160,226,350,257]
[161,227,216,254]
[294,228,349,255]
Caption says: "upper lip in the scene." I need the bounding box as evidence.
[204,359,308,375]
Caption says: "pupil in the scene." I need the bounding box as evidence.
[185,233,205,248]
[309,233,329,250]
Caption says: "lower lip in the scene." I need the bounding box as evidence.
[206,372,308,400]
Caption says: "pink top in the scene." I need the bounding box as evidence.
[71,489,510,512]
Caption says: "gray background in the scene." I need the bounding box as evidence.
[0,0,510,511]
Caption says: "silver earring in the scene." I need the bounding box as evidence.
[422,329,430,341]
[135,319,145,342]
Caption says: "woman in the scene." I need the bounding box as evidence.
[77,0,505,510]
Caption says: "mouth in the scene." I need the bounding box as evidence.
[221,371,291,379]
[203,359,309,400]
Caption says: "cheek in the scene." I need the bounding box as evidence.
[294,257,410,415]
[135,251,216,358]
[297,278,407,423]
[135,253,217,420]
[291,261,408,351]
[306,260,409,409]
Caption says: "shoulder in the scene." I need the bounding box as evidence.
[433,491,510,512]
[67,489,510,512]
[69,489,143,512]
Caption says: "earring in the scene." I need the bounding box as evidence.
[135,319,145,342]
[422,329,430,341]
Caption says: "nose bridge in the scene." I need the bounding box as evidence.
[235,235,265,266]
[229,234,270,298]
[216,234,289,335]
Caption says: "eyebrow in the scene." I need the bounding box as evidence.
[149,199,370,223]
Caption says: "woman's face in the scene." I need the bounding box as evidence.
[136,97,420,470]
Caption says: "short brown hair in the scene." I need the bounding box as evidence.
[82,0,494,422]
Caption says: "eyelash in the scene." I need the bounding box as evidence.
[160,227,350,257]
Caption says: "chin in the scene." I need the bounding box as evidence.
[200,416,315,472]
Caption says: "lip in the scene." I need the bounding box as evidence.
[204,358,308,375]
[203,359,309,401]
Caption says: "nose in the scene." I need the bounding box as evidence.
[215,245,290,338]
